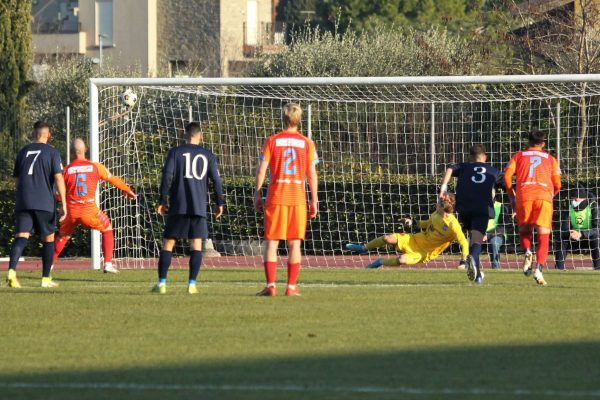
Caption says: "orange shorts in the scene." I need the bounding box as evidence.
[516,200,553,229]
[264,204,307,241]
[60,206,111,236]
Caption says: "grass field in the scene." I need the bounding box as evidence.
[1,267,599,400]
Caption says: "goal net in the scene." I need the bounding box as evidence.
[90,76,600,270]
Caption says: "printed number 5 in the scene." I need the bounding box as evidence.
[529,156,542,178]
[283,148,297,175]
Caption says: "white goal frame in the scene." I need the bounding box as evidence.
[89,74,600,270]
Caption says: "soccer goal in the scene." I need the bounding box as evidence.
[90,75,600,270]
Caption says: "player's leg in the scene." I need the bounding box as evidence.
[153,214,184,293]
[6,212,34,288]
[516,200,535,275]
[589,231,600,270]
[53,214,77,269]
[81,208,117,273]
[35,211,59,288]
[186,216,208,294]
[553,232,570,270]
[366,235,417,268]
[488,235,503,269]
[530,201,553,285]
[285,239,302,296]
[258,204,284,296]
[346,233,397,253]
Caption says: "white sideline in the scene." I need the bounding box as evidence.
[1,382,599,397]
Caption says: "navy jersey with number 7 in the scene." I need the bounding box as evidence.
[13,142,63,213]
[159,143,225,216]
[451,162,504,217]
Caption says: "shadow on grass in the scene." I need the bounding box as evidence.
[1,341,599,400]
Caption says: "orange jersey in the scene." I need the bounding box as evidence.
[64,159,132,207]
[504,148,561,203]
[261,130,318,206]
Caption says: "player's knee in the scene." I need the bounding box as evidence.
[383,235,397,244]
[397,254,407,264]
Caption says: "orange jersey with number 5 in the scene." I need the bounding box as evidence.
[260,130,318,206]
[504,148,561,203]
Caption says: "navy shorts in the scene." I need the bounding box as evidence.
[457,209,489,235]
[163,214,208,239]
[16,210,56,236]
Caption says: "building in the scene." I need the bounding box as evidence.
[32,0,283,77]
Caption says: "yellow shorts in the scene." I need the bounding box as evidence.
[264,204,307,241]
[391,233,428,265]
[516,200,553,229]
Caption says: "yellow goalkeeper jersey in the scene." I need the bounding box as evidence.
[412,211,469,260]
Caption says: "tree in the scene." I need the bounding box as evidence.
[505,0,600,175]
[317,0,486,33]
[0,0,32,177]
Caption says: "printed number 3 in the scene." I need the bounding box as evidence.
[529,156,542,177]
[471,166,487,184]
[283,148,297,175]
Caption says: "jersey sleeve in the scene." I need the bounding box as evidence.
[451,220,469,259]
[159,149,176,205]
[51,149,63,175]
[209,154,225,206]
[95,162,133,194]
[449,163,462,177]
[419,217,432,230]
[503,155,517,192]
[95,162,111,181]
[307,139,319,166]
[259,137,271,163]
[495,168,505,189]
[13,151,22,178]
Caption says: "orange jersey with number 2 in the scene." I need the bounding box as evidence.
[260,130,318,206]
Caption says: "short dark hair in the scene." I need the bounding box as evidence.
[185,122,202,138]
[469,144,487,158]
[32,121,50,139]
[528,130,546,146]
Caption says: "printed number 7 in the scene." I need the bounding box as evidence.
[529,156,542,178]
[283,148,297,175]
[25,150,42,175]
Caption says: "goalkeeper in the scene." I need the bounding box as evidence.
[346,194,469,268]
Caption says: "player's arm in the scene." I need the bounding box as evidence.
[439,164,458,198]
[158,150,175,216]
[419,217,432,230]
[95,163,136,199]
[55,173,67,222]
[307,140,319,219]
[209,155,225,219]
[503,157,517,204]
[551,157,562,196]
[254,139,270,213]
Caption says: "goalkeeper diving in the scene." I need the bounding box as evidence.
[346,194,469,268]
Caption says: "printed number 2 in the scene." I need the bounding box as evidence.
[75,173,88,196]
[471,166,487,184]
[529,156,542,178]
[25,150,41,175]
[283,148,297,175]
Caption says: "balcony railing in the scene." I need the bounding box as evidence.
[243,21,285,57]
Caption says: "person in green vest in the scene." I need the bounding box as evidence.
[484,199,512,269]
[554,187,600,270]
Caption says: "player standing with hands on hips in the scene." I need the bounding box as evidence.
[254,103,319,297]
[504,130,561,285]
[6,121,67,288]
[153,122,225,294]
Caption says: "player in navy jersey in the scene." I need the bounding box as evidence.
[439,144,504,284]
[7,121,67,288]
[152,122,225,294]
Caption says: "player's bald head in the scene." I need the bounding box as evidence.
[72,137,87,155]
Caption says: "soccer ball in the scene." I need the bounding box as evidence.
[120,89,138,108]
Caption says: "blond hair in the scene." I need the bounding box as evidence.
[283,103,302,128]
[441,193,456,213]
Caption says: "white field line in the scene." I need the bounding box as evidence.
[0,382,599,397]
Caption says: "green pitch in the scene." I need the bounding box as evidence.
[1,268,599,400]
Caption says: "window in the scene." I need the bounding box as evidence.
[96,0,113,45]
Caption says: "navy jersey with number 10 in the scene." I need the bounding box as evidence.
[13,142,63,213]
[451,162,504,217]
[159,143,225,216]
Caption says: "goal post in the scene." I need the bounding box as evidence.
[89,75,600,270]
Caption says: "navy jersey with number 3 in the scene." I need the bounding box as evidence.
[451,162,504,217]
[159,143,225,216]
[13,142,63,213]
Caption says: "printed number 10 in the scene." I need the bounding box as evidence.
[529,156,542,177]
